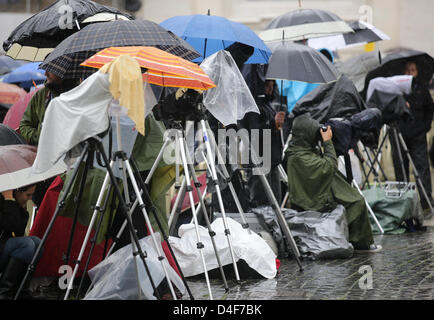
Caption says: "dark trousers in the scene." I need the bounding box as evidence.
[390,130,433,209]
[246,166,282,208]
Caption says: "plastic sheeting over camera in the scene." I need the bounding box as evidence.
[168,217,277,279]
[251,205,354,260]
[200,50,260,126]
[84,233,185,300]
[292,74,366,123]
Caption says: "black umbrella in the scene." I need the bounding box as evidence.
[40,19,201,79]
[265,42,340,84]
[0,123,27,146]
[3,0,133,62]
[363,48,434,96]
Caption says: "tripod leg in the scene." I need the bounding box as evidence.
[64,149,94,266]
[97,141,161,300]
[63,161,114,300]
[199,120,241,283]
[168,177,187,236]
[352,180,384,234]
[122,157,178,300]
[76,183,114,299]
[362,128,390,189]
[14,142,90,300]
[249,145,303,271]
[177,130,214,300]
[183,139,230,291]
[204,121,251,233]
[397,132,434,216]
[129,158,196,300]
[392,126,408,183]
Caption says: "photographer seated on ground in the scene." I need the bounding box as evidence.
[0,185,44,299]
[285,113,382,253]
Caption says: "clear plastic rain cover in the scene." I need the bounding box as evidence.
[200,50,259,126]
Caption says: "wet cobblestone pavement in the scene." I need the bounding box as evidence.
[183,219,434,300]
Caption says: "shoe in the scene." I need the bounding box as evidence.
[0,257,27,300]
[354,244,382,253]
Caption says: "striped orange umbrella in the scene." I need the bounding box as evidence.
[80,46,215,91]
[0,82,27,105]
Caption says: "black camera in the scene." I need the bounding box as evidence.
[320,125,328,132]
[153,89,204,123]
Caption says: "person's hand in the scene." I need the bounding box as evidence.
[275,112,285,129]
[1,190,14,201]
[406,102,411,108]
[320,125,333,141]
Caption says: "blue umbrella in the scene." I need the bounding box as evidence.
[160,13,271,64]
[0,56,27,75]
[1,62,46,89]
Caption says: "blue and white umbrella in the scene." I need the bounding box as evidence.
[307,20,390,51]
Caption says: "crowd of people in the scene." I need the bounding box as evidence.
[1,24,433,302]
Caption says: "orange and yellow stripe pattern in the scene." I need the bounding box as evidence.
[81,46,216,91]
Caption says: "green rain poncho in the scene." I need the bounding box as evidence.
[286,114,374,249]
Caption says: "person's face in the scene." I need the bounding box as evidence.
[45,71,62,85]
[15,185,36,208]
[264,81,275,96]
[404,62,418,78]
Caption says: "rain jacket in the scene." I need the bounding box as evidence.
[399,79,434,138]
[286,114,374,249]
[0,193,29,254]
[19,85,56,146]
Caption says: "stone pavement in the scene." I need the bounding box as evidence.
[183,216,434,301]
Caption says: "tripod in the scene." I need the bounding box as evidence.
[201,118,303,271]
[14,137,161,300]
[362,123,434,216]
[144,119,236,298]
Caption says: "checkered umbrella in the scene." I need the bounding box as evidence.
[40,19,201,79]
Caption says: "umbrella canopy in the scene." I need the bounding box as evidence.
[0,82,27,105]
[40,19,201,80]
[259,8,353,46]
[0,124,27,146]
[364,48,434,91]
[0,56,27,75]
[0,62,46,89]
[2,88,39,130]
[3,0,133,62]
[307,20,390,51]
[81,46,216,90]
[265,42,340,84]
[0,143,67,193]
[160,13,271,64]
[0,144,37,175]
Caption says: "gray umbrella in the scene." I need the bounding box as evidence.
[265,42,340,84]
[260,8,353,45]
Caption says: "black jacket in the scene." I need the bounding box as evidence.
[399,79,434,138]
[0,193,29,254]
[239,96,283,170]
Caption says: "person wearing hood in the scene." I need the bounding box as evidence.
[18,71,80,208]
[286,113,381,252]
